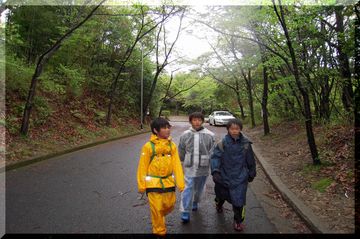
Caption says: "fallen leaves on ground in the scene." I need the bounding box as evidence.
[245,121,354,233]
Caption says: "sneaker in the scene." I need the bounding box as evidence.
[234,222,245,231]
[181,212,190,223]
[192,202,198,211]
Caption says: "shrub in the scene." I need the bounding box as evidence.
[6,55,34,99]
[58,64,86,98]
[32,96,53,126]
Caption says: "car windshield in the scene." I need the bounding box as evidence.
[216,112,232,116]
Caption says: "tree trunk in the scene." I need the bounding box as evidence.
[106,32,143,126]
[158,106,163,118]
[335,6,353,111]
[320,79,331,121]
[274,1,320,164]
[354,2,360,172]
[257,39,270,135]
[143,70,161,118]
[20,60,45,134]
[106,63,126,126]
[251,25,269,133]
[235,91,245,119]
[143,10,184,120]
[311,90,320,119]
[246,70,256,128]
[234,78,245,119]
[262,64,270,135]
[106,7,179,125]
[319,21,331,121]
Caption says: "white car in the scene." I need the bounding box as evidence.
[208,111,236,126]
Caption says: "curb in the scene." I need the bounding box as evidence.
[251,144,335,234]
[3,129,151,172]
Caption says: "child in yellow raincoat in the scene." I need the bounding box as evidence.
[137,117,185,236]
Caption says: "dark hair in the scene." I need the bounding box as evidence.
[226,118,243,130]
[151,117,171,135]
[189,112,204,122]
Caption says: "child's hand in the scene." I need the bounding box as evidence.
[212,172,222,184]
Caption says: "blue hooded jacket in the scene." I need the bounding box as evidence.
[210,133,256,207]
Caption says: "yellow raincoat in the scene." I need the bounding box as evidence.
[137,134,185,235]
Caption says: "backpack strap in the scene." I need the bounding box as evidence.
[149,141,172,163]
[150,141,156,163]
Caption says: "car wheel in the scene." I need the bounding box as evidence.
[209,119,212,125]
[214,120,217,126]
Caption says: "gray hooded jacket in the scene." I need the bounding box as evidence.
[178,127,216,177]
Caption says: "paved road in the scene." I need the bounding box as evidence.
[6,121,278,234]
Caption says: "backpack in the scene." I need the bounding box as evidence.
[149,141,172,163]
[147,141,173,190]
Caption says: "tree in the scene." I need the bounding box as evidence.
[20,0,106,135]
[157,68,202,117]
[105,5,180,125]
[354,2,360,174]
[334,6,354,111]
[192,4,338,164]
[272,0,319,164]
[143,7,185,118]
[206,40,247,119]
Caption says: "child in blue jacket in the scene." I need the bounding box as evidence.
[210,118,256,231]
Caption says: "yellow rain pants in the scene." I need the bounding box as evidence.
[147,191,176,235]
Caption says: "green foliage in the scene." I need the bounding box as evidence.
[5,116,20,135]
[5,54,33,99]
[57,64,86,98]
[4,4,355,151]
[232,111,243,119]
[86,63,114,94]
[311,178,333,193]
[40,76,66,95]
[241,116,251,126]
[32,96,53,126]
[0,118,5,127]
[6,6,73,63]
[94,110,107,123]
[178,75,223,113]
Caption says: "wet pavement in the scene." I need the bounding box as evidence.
[6,121,279,234]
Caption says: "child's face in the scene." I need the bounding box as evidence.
[155,125,171,139]
[228,124,241,138]
[190,118,203,130]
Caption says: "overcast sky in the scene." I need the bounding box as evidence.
[163,5,217,74]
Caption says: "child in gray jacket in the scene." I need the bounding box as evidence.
[178,112,215,223]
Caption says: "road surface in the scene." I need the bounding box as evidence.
[6,121,280,234]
